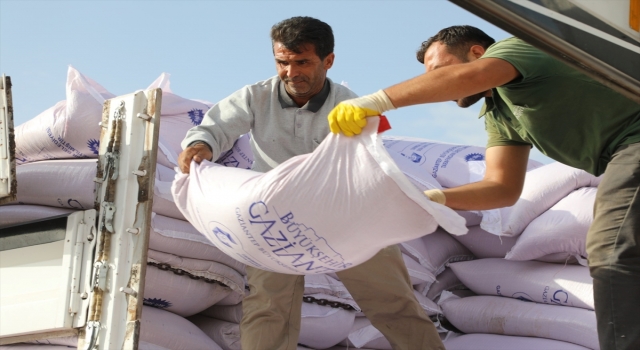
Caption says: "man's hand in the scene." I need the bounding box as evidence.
[328,90,396,136]
[178,142,213,174]
[424,189,446,205]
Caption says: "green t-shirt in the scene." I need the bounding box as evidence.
[480,37,640,176]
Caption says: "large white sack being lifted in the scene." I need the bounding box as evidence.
[172,117,467,275]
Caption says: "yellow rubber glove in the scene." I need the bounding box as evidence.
[328,90,396,136]
[424,189,446,205]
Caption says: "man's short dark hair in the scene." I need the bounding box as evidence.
[271,16,334,60]
[416,25,495,63]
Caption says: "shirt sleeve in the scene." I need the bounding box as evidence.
[181,86,253,161]
[481,37,552,85]
[485,111,531,148]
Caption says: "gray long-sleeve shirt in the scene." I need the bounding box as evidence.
[181,76,358,173]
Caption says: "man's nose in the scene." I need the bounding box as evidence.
[286,65,299,78]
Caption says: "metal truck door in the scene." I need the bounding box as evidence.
[450,0,640,103]
[0,74,16,204]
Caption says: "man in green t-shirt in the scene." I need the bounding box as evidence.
[327,25,640,350]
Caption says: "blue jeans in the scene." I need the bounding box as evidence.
[586,142,640,350]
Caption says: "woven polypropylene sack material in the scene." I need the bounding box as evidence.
[449,225,518,259]
[480,162,600,237]
[440,295,598,349]
[172,117,467,275]
[505,187,596,265]
[22,306,221,350]
[145,73,214,169]
[449,258,593,310]
[14,66,114,165]
[443,333,591,350]
[150,213,246,274]
[380,136,543,189]
[299,302,357,349]
[0,205,75,227]
[188,316,241,350]
[11,159,184,222]
[400,229,474,276]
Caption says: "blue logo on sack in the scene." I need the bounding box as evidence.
[222,156,240,168]
[551,290,569,304]
[143,298,172,309]
[213,226,238,248]
[188,109,205,125]
[409,152,422,163]
[512,292,534,302]
[87,139,100,155]
[464,153,484,162]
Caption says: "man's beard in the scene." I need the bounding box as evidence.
[456,91,486,108]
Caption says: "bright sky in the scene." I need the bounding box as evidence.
[0,0,552,163]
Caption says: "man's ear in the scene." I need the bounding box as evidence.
[469,45,486,60]
[324,53,335,69]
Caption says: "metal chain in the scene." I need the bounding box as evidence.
[149,261,356,311]
[147,261,229,287]
[302,295,356,311]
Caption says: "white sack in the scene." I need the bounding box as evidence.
[413,289,442,316]
[214,133,254,170]
[172,118,466,275]
[154,163,186,220]
[456,210,483,226]
[450,225,518,259]
[143,261,232,317]
[480,162,600,236]
[399,229,474,276]
[213,132,446,192]
[215,289,247,306]
[339,316,392,350]
[440,294,598,350]
[198,295,358,349]
[147,250,244,295]
[1,346,75,350]
[14,66,114,165]
[0,205,75,227]
[402,253,437,286]
[299,302,357,349]
[141,305,223,350]
[150,213,245,274]
[145,73,214,169]
[304,274,360,311]
[380,136,542,188]
[11,159,184,221]
[505,187,596,265]
[443,333,591,350]
[200,304,244,324]
[449,258,593,310]
[26,306,221,350]
[14,159,97,209]
[424,267,464,300]
[188,316,240,350]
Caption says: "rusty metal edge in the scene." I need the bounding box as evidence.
[122,88,162,350]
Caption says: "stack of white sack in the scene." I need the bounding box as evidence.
[0,67,260,349]
[13,66,213,170]
[0,306,223,350]
[433,165,601,350]
[331,162,601,349]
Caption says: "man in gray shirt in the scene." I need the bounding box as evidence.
[178,16,444,350]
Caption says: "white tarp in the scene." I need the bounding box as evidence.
[172,117,467,275]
